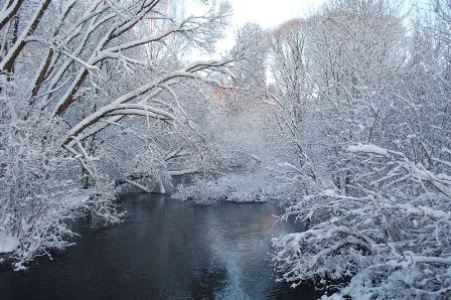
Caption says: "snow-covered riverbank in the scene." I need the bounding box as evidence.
[0,232,18,254]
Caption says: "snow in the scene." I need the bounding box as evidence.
[171,173,291,204]
[0,231,19,254]
[348,144,389,156]
[323,189,336,197]
[1,1,450,298]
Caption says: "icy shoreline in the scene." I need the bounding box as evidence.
[171,173,294,205]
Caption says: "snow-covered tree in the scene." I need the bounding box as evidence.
[231,22,268,96]
[0,0,240,269]
[271,0,451,298]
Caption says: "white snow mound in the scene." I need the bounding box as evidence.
[0,231,19,254]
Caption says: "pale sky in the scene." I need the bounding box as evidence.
[226,0,323,28]
[186,0,326,56]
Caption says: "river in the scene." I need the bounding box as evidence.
[0,193,325,299]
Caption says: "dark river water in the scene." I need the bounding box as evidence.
[0,193,326,300]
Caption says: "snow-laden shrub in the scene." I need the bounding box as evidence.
[269,0,451,297]
[273,145,451,298]
[0,111,76,268]
[0,90,123,269]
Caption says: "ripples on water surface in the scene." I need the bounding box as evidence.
[0,193,327,299]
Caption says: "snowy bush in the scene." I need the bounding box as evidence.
[273,145,451,298]
[0,94,80,268]
[270,0,451,298]
[0,84,124,269]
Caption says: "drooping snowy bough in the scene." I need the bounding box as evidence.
[0,0,239,269]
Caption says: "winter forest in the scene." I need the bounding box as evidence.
[0,0,450,299]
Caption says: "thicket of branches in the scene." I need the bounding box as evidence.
[270,0,451,298]
[0,0,240,269]
[2,1,451,297]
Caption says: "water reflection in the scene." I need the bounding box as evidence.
[0,193,324,299]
